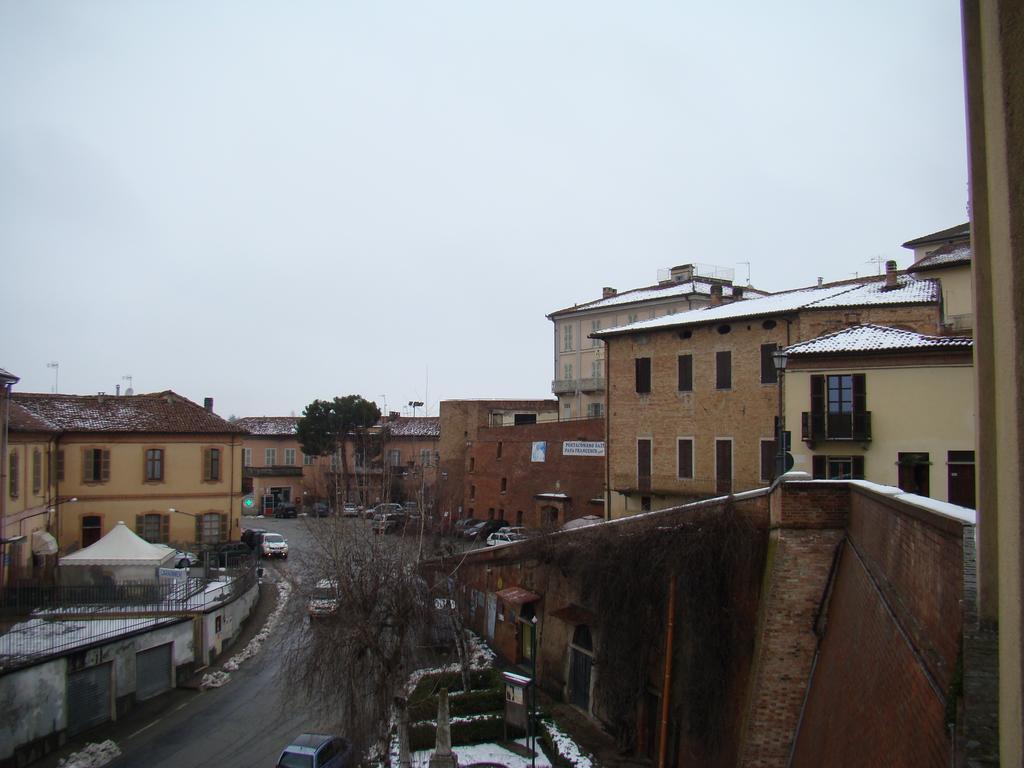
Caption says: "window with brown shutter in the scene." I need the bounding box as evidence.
[760,439,778,483]
[635,357,651,394]
[32,449,41,495]
[677,355,693,392]
[9,451,18,498]
[83,448,110,483]
[55,449,64,482]
[761,343,779,384]
[204,448,222,482]
[716,351,732,389]
[637,439,652,489]
[677,439,693,479]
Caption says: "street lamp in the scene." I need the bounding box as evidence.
[772,349,789,480]
[530,614,539,768]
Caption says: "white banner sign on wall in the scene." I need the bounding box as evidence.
[562,441,606,457]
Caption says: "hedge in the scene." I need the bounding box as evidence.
[408,687,504,722]
[408,715,505,751]
[409,668,500,701]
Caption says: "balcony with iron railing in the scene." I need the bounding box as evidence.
[801,411,872,443]
[551,377,605,395]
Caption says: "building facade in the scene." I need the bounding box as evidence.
[463,417,605,530]
[547,264,766,420]
[235,416,307,514]
[903,223,974,333]
[9,391,245,553]
[595,273,942,518]
[783,324,975,504]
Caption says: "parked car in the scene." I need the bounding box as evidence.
[307,578,340,618]
[276,733,353,768]
[341,503,360,518]
[467,519,508,542]
[486,531,528,547]
[175,550,199,568]
[241,528,268,550]
[274,502,298,519]
[372,511,406,534]
[310,502,331,518]
[261,533,289,559]
[452,517,481,537]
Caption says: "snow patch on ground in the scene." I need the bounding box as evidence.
[404,738,553,768]
[200,579,291,688]
[405,631,495,692]
[542,719,594,768]
[57,740,121,768]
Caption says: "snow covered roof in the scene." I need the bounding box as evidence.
[12,391,244,434]
[901,222,970,249]
[784,324,973,356]
[592,276,938,339]
[7,402,59,433]
[548,279,768,317]
[59,522,177,566]
[908,241,972,272]
[234,416,299,436]
[379,417,440,438]
[0,367,18,384]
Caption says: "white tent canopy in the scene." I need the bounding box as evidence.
[60,521,175,567]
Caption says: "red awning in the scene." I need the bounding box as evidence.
[496,586,541,605]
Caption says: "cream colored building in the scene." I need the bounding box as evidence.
[783,324,975,505]
[235,416,308,513]
[9,391,245,554]
[903,223,974,333]
[547,264,766,420]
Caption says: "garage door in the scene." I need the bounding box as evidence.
[136,643,173,701]
[67,663,112,736]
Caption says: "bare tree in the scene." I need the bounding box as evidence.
[278,519,434,761]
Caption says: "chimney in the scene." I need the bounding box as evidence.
[709,284,724,307]
[602,287,617,298]
[883,260,899,290]
[817,277,823,287]
[733,286,744,300]
[115,384,121,396]
[204,397,214,412]
[389,411,399,421]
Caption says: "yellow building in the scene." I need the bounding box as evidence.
[547,264,767,420]
[782,324,975,505]
[903,222,974,334]
[9,391,245,554]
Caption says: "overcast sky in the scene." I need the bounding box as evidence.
[1,1,968,419]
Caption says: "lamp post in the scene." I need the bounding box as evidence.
[531,614,539,768]
[772,349,789,480]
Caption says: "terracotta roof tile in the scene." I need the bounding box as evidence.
[379,417,440,438]
[784,324,973,356]
[233,416,299,436]
[12,391,245,434]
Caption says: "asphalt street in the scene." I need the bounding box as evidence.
[71,517,344,768]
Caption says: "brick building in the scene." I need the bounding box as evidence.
[594,273,942,518]
[437,399,558,526]
[547,264,767,420]
[463,418,605,530]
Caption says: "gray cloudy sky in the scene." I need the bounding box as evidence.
[1,1,968,419]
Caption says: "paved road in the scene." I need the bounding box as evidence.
[101,517,340,768]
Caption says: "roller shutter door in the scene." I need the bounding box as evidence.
[136,643,173,701]
[67,663,112,736]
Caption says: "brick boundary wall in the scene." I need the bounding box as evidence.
[738,526,845,767]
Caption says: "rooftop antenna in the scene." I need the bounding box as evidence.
[408,400,424,417]
[866,255,887,275]
[46,361,59,393]
[737,261,752,286]
[122,374,134,396]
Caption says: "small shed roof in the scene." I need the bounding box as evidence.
[59,522,176,566]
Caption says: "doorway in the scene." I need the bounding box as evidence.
[716,439,732,495]
[568,624,594,713]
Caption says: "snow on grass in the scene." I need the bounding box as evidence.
[200,579,291,688]
[405,630,496,692]
[542,719,594,768]
[403,739,553,768]
[56,740,121,768]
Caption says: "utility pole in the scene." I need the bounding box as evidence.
[47,362,59,393]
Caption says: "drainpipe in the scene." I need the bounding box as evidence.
[658,573,676,768]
